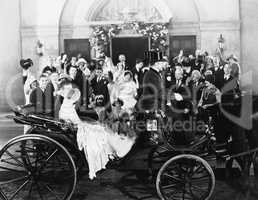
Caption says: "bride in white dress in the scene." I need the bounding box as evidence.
[117,71,137,114]
[58,79,136,179]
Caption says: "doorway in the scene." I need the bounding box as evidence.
[111,37,149,70]
[64,39,91,61]
[169,35,196,59]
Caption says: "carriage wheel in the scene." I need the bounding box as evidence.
[148,146,177,179]
[0,134,77,200]
[156,154,215,200]
[25,128,86,177]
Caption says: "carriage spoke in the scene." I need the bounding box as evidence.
[35,181,45,200]
[183,189,196,200]
[45,149,58,163]
[27,181,33,199]
[0,188,9,200]
[167,189,181,199]
[0,165,27,173]
[9,179,30,200]
[5,150,25,168]
[1,159,25,168]
[191,175,210,183]
[162,183,178,190]
[190,184,207,194]
[163,173,184,183]
[182,186,185,200]
[193,165,206,174]
[41,183,62,200]
[0,175,29,185]
[23,149,33,168]
[38,149,59,172]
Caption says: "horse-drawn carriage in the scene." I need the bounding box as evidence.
[0,103,257,200]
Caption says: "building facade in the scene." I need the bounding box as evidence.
[0,0,257,111]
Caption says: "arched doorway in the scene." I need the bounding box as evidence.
[59,0,173,65]
[85,0,173,67]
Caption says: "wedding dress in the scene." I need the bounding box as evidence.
[117,81,137,113]
[59,88,136,179]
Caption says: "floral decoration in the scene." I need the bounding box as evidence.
[136,22,169,51]
[89,22,169,52]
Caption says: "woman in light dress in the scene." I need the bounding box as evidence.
[113,62,125,83]
[116,71,138,115]
[58,79,136,179]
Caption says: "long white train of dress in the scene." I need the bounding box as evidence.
[59,95,136,179]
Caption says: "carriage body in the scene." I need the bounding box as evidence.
[0,109,239,200]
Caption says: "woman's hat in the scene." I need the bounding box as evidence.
[227,54,238,62]
[58,73,71,81]
[76,58,87,65]
[20,58,33,69]
[112,98,124,106]
[66,88,81,102]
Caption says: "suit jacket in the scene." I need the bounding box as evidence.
[141,68,164,111]
[171,81,191,109]
[162,67,175,91]
[214,67,224,90]
[44,82,55,115]
[188,80,204,102]
[221,75,240,116]
[91,76,110,107]
[28,87,50,115]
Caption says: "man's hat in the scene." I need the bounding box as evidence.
[144,51,163,65]
[20,58,33,70]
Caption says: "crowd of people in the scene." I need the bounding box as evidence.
[20,48,241,144]
[18,48,244,178]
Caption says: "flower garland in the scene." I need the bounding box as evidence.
[89,22,169,51]
[136,22,169,51]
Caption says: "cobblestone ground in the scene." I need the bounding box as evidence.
[1,114,258,200]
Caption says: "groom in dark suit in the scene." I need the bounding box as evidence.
[139,51,165,112]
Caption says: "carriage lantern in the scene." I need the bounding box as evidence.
[218,34,225,50]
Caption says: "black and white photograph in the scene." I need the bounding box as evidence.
[0,0,258,199]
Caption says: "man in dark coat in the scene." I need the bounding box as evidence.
[26,74,50,115]
[214,66,224,90]
[168,67,191,113]
[140,60,164,112]
[90,66,110,109]
[131,58,144,98]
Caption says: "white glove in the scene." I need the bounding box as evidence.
[174,93,183,101]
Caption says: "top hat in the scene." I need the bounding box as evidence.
[20,58,33,70]
[144,51,163,65]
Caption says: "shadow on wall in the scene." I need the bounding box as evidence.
[0,65,24,113]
